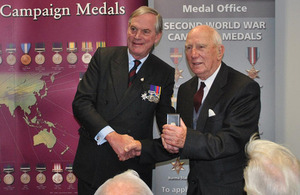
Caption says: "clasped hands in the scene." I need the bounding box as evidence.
[106,118,187,161]
[106,131,142,161]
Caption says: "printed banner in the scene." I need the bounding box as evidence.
[151,0,275,194]
[0,0,147,194]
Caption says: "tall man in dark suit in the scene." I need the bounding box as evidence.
[161,25,261,194]
[72,6,175,194]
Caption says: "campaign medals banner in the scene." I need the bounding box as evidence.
[0,0,147,194]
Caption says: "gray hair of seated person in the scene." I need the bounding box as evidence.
[94,169,153,195]
[244,133,300,195]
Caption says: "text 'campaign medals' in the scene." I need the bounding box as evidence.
[67,42,78,64]
[35,42,46,65]
[81,42,93,64]
[36,163,46,184]
[246,47,260,79]
[65,164,76,184]
[141,85,161,103]
[0,44,2,64]
[52,42,63,65]
[3,165,14,185]
[21,43,31,65]
[52,163,63,184]
[20,164,31,184]
[6,43,17,65]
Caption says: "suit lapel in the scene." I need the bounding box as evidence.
[196,63,228,131]
[184,77,198,128]
[109,54,154,120]
[110,48,128,103]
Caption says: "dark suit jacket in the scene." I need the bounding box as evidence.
[72,46,175,189]
[176,62,261,195]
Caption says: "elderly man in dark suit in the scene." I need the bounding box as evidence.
[160,25,261,195]
[72,6,175,195]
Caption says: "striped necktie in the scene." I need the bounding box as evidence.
[128,60,141,87]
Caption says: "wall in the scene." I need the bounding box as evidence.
[275,0,300,158]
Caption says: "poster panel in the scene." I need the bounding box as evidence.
[0,0,147,194]
[151,0,275,194]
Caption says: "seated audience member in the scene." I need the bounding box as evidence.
[94,169,153,195]
[244,134,300,195]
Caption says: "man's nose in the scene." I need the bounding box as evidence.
[134,30,142,39]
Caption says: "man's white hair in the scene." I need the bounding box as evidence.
[244,134,300,195]
[94,170,153,195]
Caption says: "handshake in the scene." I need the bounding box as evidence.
[106,117,187,161]
[105,131,142,161]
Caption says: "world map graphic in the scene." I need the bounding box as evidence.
[0,70,82,194]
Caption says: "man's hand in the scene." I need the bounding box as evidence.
[106,131,136,161]
[162,137,179,154]
[161,118,187,153]
[122,140,142,161]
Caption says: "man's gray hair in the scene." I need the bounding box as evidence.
[128,6,163,34]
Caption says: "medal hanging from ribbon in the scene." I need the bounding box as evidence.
[6,43,17,66]
[35,42,46,65]
[21,43,32,66]
[20,164,31,184]
[52,163,63,184]
[67,42,78,65]
[170,48,184,85]
[246,47,260,79]
[65,163,76,184]
[82,41,93,64]
[36,163,47,184]
[3,165,14,185]
[141,85,161,103]
[52,42,63,65]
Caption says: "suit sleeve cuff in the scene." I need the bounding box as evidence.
[94,126,114,145]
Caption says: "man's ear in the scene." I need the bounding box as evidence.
[217,45,225,60]
[155,32,162,45]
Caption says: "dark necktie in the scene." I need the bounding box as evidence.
[128,60,141,87]
[193,82,206,113]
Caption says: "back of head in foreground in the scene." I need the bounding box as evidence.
[94,170,154,195]
[244,134,300,195]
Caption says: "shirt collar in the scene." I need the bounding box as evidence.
[128,50,149,72]
[198,63,222,90]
